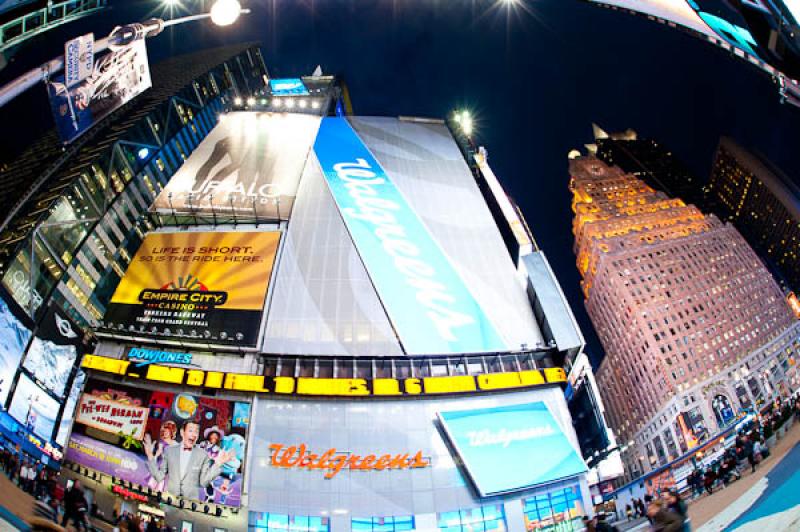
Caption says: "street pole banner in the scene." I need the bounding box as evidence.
[313,117,505,355]
[48,39,152,144]
[64,33,94,88]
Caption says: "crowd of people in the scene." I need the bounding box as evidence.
[619,491,689,532]
[0,444,174,531]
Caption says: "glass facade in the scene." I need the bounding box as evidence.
[522,482,585,532]
[437,505,506,532]
[249,512,330,532]
[351,516,415,532]
[0,47,269,334]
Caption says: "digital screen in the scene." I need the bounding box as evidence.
[22,337,77,397]
[8,373,60,440]
[66,378,250,507]
[437,402,587,497]
[0,295,31,406]
[269,78,309,96]
[55,369,85,447]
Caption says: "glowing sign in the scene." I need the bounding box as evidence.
[267,443,430,479]
[789,292,800,319]
[438,402,586,496]
[269,78,309,96]
[81,355,567,397]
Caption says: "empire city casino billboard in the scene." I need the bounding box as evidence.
[101,231,280,348]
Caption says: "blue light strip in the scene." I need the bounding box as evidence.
[313,117,506,354]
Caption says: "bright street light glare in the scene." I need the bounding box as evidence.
[234,97,243,105]
[210,0,242,27]
[247,97,256,106]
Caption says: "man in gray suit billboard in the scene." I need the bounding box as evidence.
[143,420,234,500]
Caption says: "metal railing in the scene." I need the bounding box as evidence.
[0,0,108,53]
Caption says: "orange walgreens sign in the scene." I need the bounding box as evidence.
[268,443,430,479]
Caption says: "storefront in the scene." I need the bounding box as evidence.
[246,388,590,532]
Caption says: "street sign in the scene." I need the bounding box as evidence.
[64,33,94,88]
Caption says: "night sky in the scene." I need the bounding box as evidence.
[2,0,799,367]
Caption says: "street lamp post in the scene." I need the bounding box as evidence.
[0,0,247,108]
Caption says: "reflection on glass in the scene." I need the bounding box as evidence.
[249,512,330,532]
[523,483,585,532]
[437,505,506,532]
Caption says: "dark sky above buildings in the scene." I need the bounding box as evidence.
[2,0,799,366]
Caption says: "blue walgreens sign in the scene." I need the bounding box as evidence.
[269,78,309,96]
[438,402,587,496]
[313,117,505,355]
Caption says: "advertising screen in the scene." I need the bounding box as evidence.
[588,1,763,59]
[48,40,151,144]
[152,112,321,221]
[0,294,31,406]
[66,378,250,507]
[101,231,280,347]
[23,338,77,398]
[55,369,86,447]
[269,78,309,96]
[437,402,587,497]
[8,373,60,440]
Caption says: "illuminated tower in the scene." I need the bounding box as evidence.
[569,154,797,477]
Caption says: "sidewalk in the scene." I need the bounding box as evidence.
[0,472,112,531]
[687,419,800,529]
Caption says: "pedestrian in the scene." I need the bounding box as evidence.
[62,479,89,531]
[582,516,596,532]
[703,468,715,495]
[647,499,683,532]
[666,489,690,531]
[626,503,633,521]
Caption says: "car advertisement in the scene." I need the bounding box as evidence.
[101,231,280,348]
[437,402,587,497]
[21,307,84,398]
[8,373,60,441]
[66,378,250,507]
[151,112,321,221]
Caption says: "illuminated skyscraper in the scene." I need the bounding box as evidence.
[569,154,799,478]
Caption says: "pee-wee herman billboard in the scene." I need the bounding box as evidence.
[100,231,280,348]
[152,112,321,221]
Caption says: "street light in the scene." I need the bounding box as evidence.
[210,0,243,27]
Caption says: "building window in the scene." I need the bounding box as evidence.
[248,512,329,532]
[523,483,585,531]
[437,505,506,532]
[352,516,415,532]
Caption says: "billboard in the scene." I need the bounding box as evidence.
[101,231,280,347]
[66,378,250,507]
[152,112,321,221]
[55,369,85,447]
[8,373,60,440]
[437,402,587,497]
[48,40,151,144]
[0,294,31,406]
[313,117,505,354]
[21,307,83,398]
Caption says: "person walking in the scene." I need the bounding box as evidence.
[62,479,89,531]
[666,489,690,531]
[647,499,683,532]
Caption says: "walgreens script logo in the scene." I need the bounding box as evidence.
[268,443,430,479]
